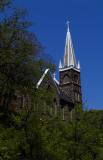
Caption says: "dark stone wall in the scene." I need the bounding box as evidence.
[59,68,82,105]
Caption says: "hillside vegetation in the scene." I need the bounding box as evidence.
[0,1,103,160]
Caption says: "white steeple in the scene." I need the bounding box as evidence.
[63,21,77,68]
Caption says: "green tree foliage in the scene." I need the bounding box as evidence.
[60,108,103,160]
[0,1,103,160]
[0,3,55,112]
[0,0,12,11]
[0,106,103,160]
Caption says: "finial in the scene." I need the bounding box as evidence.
[59,59,62,69]
[77,61,80,70]
[53,73,56,79]
[66,20,70,32]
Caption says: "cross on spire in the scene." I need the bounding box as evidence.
[66,20,70,32]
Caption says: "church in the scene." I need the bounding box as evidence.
[36,23,82,120]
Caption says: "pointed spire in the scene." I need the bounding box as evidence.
[70,54,75,66]
[53,72,59,85]
[63,21,77,68]
[59,59,62,69]
[77,61,80,70]
[53,72,56,79]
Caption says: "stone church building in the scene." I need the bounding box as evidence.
[36,23,82,120]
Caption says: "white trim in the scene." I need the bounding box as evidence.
[53,77,59,85]
[59,60,62,69]
[36,69,49,88]
[59,66,80,72]
[36,69,60,94]
[77,61,80,70]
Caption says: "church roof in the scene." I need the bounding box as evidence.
[36,69,49,89]
[36,69,74,106]
[36,69,60,94]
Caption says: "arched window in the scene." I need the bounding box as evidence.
[75,92,80,102]
[74,75,79,84]
[78,93,80,101]
[63,75,70,84]
[75,92,78,101]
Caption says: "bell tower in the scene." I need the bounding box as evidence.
[59,22,82,105]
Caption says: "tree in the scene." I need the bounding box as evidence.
[0,1,56,159]
[1,1,103,160]
[59,107,103,160]
[0,5,55,112]
[0,0,12,10]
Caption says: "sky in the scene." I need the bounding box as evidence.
[14,0,103,109]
